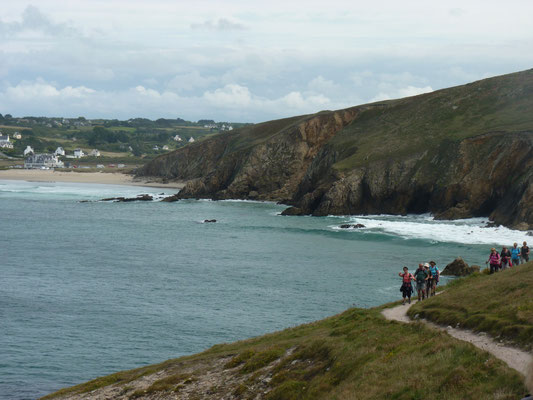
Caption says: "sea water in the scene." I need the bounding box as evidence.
[1,180,530,400]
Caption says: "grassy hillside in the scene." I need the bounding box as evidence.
[408,261,533,350]
[328,69,533,170]
[43,286,530,399]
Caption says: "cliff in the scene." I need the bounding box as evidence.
[138,69,533,229]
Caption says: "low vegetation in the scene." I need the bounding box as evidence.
[43,300,527,399]
[408,261,533,350]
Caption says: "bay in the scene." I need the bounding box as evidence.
[0,180,527,400]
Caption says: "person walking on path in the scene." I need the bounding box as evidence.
[413,263,429,301]
[428,261,440,297]
[398,267,414,305]
[522,241,530,264]
[424,263,431,295]
[487,248,501,274]
[511,243,521,266]
[501,246,511,270]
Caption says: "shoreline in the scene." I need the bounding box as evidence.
[0,169,185,189]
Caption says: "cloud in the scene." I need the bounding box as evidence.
[307,76,340,94]
[203,84,252,107]
[0,5,75,37]
[191,18,246,31]
[0,79,332,122]
[370,85,433,102]
[167,71,217,92]
[5,79,95,99]
[2,2,533,121]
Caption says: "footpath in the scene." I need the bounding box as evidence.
[382,300,531,375]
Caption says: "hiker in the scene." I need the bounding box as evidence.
[428,261,439,296]
[511,243,521,266]
[413,263,428,301]
[500,246,511,270]
[522,241,530,264]
[424,263,431,295]
[398,266,414,305]
[486,248,501,274]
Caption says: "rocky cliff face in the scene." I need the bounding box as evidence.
[142,109,361,201]
[138,69,533,230]
[287,131,533,230]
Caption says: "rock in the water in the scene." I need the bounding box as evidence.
[339,224,366,229]
[441,257,480,276]
[161,194,180,202]
[204,219,217,223]
[281,207,304,216]
[100,194,153,202]
[527,231,533,237]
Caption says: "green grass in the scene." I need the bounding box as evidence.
[330,69,533,171]
[408,261,533,349]
[43,304,527,399]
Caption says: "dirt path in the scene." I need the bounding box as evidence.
[382,301,532,375]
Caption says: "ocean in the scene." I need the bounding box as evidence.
[1,180,530,399]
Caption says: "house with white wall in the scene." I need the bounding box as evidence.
[73,149,85,158]
[25,154,64,169]
[24,146,34,156]
[0,134,14,149]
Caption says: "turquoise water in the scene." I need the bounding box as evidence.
[1,180,527,400]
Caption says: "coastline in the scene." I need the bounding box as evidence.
[0,169,185,189]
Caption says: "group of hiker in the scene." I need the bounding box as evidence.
[487,241,530,274]
[398,261,439,305]
[397,241,530,304]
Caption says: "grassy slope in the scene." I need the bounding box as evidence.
[330,68,533,171]
[408,261,533,350]
[43,291,530,399]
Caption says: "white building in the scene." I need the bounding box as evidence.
[89,149,101,157]
[153,145,160,150]
[0,134,14,149]
[162,145,169,150]
[24,146,34,156]
[173,135,182,142]
[55,147,65,156]
[73,148,85,158]
[13,132,22,139]
[24,153,64,169]
[188,137,195,143]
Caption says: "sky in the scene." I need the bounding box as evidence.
[0,0,532,123]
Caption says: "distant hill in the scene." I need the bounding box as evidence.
[139,69,533,230]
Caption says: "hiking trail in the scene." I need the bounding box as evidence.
[381,300,531,375]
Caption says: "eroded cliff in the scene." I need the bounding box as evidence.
[138,69,533,229]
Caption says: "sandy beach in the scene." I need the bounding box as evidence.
[0,169,185,189]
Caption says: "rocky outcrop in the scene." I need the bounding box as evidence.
[100,194,153,202]
[338,224,366,229]
[441,257,480,276]
[138,69,533,230]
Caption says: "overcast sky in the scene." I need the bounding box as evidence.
[1,0,532,122]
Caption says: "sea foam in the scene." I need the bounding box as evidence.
[331,214,531,246]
